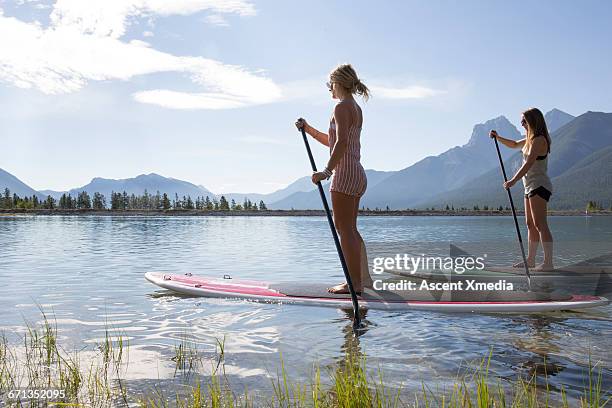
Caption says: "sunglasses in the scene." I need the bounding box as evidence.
[520,118,527,126]
[326,81,334,91]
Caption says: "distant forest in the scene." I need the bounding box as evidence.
[1,187,610,213]
[0,188,267,211]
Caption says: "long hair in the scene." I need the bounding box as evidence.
[522,107,551,154]
[329,63,371,101]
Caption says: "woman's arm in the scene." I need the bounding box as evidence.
[305,124,330,147]
[325,103,351,171]
[490,130,526,149]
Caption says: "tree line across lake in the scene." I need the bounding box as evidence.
[0,188,268,211]
[1,187,609,213]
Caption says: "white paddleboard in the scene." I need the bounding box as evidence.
[145,272,609,313]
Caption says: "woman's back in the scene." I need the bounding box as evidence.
[522,135,552,194]
[329,99,363,162]
[328,99,367,198]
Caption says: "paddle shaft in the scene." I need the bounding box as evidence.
[299,127,361,328]
[493,136,532,289]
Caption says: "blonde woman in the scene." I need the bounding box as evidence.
[295,64,373,294]
[490,107,554,271]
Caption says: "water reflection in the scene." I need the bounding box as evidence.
[0,215,610,402]
[338,308,371,356]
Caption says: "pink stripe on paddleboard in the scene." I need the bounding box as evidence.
[158,275,604,305]
[169,275,270,288]
[167,275,285,297]
[298,295,602,304]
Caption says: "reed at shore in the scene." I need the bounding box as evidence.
[1,310,609,407]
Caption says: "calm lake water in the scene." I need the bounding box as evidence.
[0,215,610,403]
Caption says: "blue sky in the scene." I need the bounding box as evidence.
[1,0,611,193]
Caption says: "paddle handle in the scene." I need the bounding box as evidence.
[492,136,532,289]
[298,126,361,328]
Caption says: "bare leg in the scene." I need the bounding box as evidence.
[360,240,372,288]
[352,197,372,288]
[328,191,363,294]
[514,196,537,268]
[529,195,554,271]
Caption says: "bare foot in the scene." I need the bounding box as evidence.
[513,260,535,268]
[533,263,554,272]
[327,282,362,295]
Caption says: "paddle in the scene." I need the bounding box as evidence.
[492,135,532,290]
[297,124,362,329]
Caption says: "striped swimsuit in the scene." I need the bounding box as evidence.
[328,100,367,197]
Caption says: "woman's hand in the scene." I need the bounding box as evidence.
[503,178,517,189]
[311,171,327,184]
[295,117,309,131]
[490,131,522,149]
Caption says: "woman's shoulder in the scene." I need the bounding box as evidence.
[334,99,360,113]
[531,136,549,154]
[533,135,549,146]
[333,100,353,115]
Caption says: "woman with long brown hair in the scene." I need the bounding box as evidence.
[295,63,373,293]
[490,107,554,271]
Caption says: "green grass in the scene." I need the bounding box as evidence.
[171,332,201,377]
[0,310,610,407]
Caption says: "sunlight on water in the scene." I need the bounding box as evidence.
[0,215,610,398]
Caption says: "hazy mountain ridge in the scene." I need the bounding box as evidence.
[0,168,46,200]
[551,146,612,209]
[345,116,521,209]
[420,111,612,210]
[2,108,608,211]
[33,173,214,202]
[223,176,318,205]
[544,108,575,133]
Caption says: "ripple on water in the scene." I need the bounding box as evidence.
[1,215,610,401]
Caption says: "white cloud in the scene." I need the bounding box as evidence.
[369,85,445,99]
[33,3,51,10]
[0,2,452,110]
[0,1,281,109]
[204,14,229,27]
[133,59,281,109]
[48,0,256,38]
[134,89,250,109]
[0,16,181,93]
[277,76,447,103]
[129,39,151,47]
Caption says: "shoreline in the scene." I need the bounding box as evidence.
[1,208,610,216]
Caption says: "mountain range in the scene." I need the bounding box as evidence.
[38,173,214,202]
[421,111,612,210]
[2,108,610,210]
[282,115,521,210]
[265,108,581,210]
[0,168,45,200]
